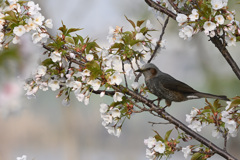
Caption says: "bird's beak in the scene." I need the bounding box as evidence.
[135,69,143,73]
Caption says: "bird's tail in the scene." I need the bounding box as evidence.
[194,92,230,101]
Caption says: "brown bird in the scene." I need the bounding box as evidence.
[135,63,229,108]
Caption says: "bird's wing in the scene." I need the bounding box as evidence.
[159,73,197,93]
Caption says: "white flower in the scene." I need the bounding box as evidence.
[45,19,53,29]
[211,0,224,10]
[154,141,165,153]
[144,137,157,148]
[179,25,194,39]
[86,54,94,61]
[13,25,26,37]
[84,96,90,105]
[28,1,41,15]
[186,114,193,123]
[125,68,134,80]
[27,18,37,31]
[115,127,121,137]
[176,14,188,25]
[131,82,139,90]
[88,79,101,91]
[0,32,4,42]
[8,0,18,4]
[113,92,124,102]
[33,13,45,26]
[215,15,225,25]
[100,103,108,114]
[16,155,27,160]
[212,129,221,139]
[189,9,199,21]
[136,32,145,41]
[50,51,62,62]
[225,120,237,133]
[132,42,143,52]
[101,114,113,125]
[182,145,191,159]
[188,120,203,132]
[70,81,82,90]
[36,65,47,76]
[39,82,48,91]
[32,32,49,44]
[12,36,20,44]
[108,72,122,85]
[110,108,121,118]
[75,93,85,102]
[203,21,216,32]
[82,69,91,77]
[146,20,153,30]
[48,80,60,91]
[225,35,236,46]
[146,149,155,160]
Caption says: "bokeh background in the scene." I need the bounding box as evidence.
[0,0,240,160]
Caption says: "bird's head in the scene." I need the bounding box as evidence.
[135,63,160,80]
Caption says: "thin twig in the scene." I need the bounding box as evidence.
[148,121,170,126]
[148,16,169,63]
[122,61,128,88]
[145,0,177,20]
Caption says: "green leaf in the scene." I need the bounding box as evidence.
[205,99,215,113]
[41,58,54,66]
[86,60,102,80]
[153,130,164,142]
[125,15,135,28]
[5,11,17,20]
[86,41,99,54]
[140,27,148,34]
[77,35,84,44]
[230,99,240,109]
[65,36,75,44]
[191,153,205,160]
[110,43,124,49]
[213,99,221,110]
[164,129,173,141]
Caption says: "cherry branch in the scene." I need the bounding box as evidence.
[148,16,169,63]
[145,0,240,80]
[112,85,237,160]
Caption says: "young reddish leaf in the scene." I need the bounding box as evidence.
[58,21,67,35]
[66,28,83,36]
[125,15,135,29]
[137,20,145,27]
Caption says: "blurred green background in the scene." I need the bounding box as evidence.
[0,0,240,160]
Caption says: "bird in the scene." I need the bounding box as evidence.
[135,63,229,108]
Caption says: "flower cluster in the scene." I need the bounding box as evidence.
[99,103,123,137]
[0,0,53,49]
[144,136,166,160]
[175,0,239,46]
[186,100,240,139]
